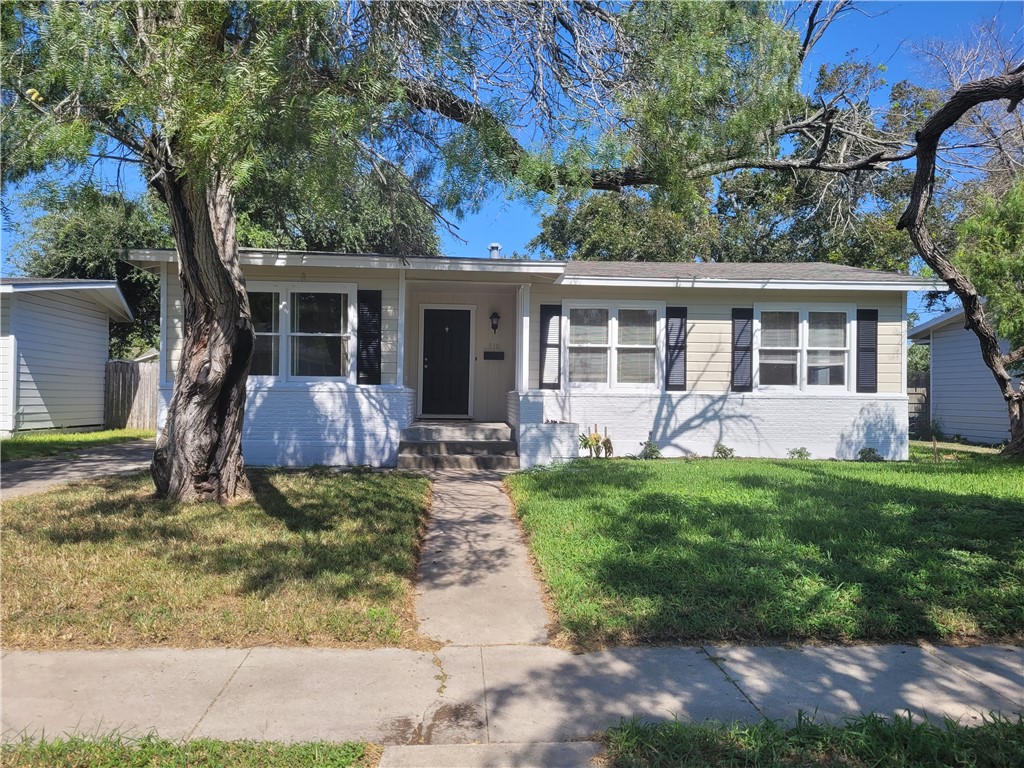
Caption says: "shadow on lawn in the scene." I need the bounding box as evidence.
[536,459,1024,645]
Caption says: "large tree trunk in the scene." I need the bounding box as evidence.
[897,65,1024,457]
[148,154,254,501]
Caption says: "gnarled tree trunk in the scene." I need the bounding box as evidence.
[897,65,1024,457]
[147,148,254,501]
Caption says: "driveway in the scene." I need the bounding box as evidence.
[1,439,154,500]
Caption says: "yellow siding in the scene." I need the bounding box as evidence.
[164,265,401,385]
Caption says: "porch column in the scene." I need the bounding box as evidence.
[397,268,406,387]
[517,283,530,391]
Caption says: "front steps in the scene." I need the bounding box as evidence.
[397,422,519,470]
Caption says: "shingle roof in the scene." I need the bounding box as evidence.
[0,277,118,287]
[563,261,928,285]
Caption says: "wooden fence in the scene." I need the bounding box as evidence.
[908,387,929,430]
[105,360,159,430]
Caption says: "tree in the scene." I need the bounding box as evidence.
[2,0,626,501]
[954,182,1024,366]
[8,183,171,358]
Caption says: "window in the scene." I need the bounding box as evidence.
[617,308,657,384]
[568,308,609,383]
[250,291,280,376]
[807,311,847,386]
[246,282,356,380]
[566,303,661,387]
[755,305,852,390]
[290,292,349,377]
[759,311,799,385]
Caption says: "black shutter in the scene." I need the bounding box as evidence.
[357,290,382,385]
[666,307,687,391]
[856,309,878,393]
[539,304,561,389]
[731,308,754,392]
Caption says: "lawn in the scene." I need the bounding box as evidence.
[1,428,155,462]
[604,713,1024,768]
[2,469,431,649]
[1,735,376,768]
[505,445,1024,647]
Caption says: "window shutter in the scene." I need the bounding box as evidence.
[856,309,878,393]
[357,290,382,385]
[539,304,561,389]
[665,307,687,391]
[731,308,753,392]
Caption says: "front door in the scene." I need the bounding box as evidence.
[421,308,471,416]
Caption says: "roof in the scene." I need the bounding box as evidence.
[908,308,966,340]
[127,249,942,292]
[1,277,133,321]
[560,261,939,291]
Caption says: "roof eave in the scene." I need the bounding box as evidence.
[555,275,944,292]
[1,281,133,321]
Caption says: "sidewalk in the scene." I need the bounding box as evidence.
[3,644,1021,759]
[0,439,154,500]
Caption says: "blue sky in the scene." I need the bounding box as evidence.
[440,0,1023,259]
[2,1,1020,274]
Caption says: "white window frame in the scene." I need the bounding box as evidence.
[753,302,856,393]
[562,300,664,390]
[246,281,358,383]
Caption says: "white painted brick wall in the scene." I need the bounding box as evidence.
[158,384,415,467]
[511,390,908,467]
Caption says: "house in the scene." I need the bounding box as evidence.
[131,250,937,467]
[908,308,1015,445]
[1,278,133,436]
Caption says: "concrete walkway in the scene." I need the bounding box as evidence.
[416,470,549,646]
[0,440,154,500]
[3,644,1021,764]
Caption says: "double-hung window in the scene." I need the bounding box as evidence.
[246,282,356,380]
[565,303,661,388]
[754,305,852,391]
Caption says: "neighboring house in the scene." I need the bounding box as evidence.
[1,278,133,436]
[131,250,936,467]
[908,308,1015,445]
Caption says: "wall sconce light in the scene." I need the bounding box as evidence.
[489,312,501,334]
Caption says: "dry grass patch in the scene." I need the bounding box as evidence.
[2,469,431,649]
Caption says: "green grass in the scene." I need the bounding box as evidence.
[604,713,1024,768]
[1,734,376,767]
[505,446,1024,647]
[2,469,431,649]
[1,428,155,462]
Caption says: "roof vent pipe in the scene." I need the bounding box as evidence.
[488,242,502,259]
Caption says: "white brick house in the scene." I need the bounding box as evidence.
[132,250,937,467]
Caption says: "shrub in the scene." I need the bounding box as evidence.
[857,447,884,462]
[787,447,811,460]
[713,443,735,459]
[637,439,662,460]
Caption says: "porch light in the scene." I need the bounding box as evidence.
[490,312,501,334]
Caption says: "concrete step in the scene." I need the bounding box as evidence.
[399,439,518,457]
[403,422,514,442]
[378,742,602,768]
[397,454,521,470]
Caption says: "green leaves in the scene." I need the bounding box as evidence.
[955,181,1024,357]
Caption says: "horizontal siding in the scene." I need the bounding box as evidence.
[1,296,12,432]
[930,324,1011,444]
[164,268,400,385]
[529,286,904,394]
[13,291,108,430]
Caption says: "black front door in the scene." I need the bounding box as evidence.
[422,308,471,415]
